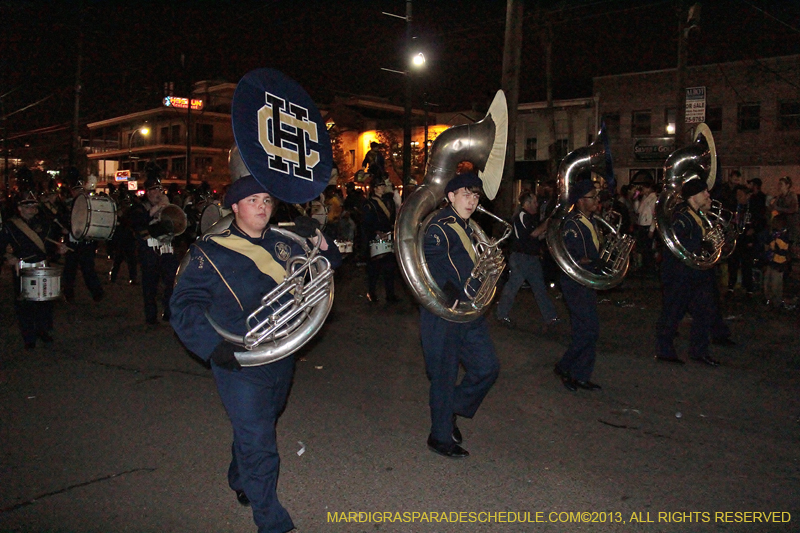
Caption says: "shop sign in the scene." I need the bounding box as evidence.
[115,170,131,181]
[633,137,676,161]
[163,96,204,110]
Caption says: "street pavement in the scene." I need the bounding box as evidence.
[1,254,799,532]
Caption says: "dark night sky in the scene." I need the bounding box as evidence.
[2,0,799,139]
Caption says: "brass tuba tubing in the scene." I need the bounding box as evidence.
[655,123,723,270]
[545,127,630,289]
[395,90,507,323]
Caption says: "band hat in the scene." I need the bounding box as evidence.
[445,172,483,196]
[747,177,762,187]
[681,175,708,199]
[568,179,596,206]
[144,178,162,190]
[18,191,38,205]
[231,68,332,205]
[224,174,269,208]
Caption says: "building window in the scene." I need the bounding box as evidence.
[706,106,722,132]
[778,100,800,130]
[160,127,169,144]
[171,125,181,144]
[554,138,569,160]
[195,156,213,173]
[524,137,537,160]
[172,156,186,175]
[737,103,760,132]
[664,108,676,135]
[602,113,620,138]
[196,123,214,146]
[349,150,355,167]
[631,110,652,136]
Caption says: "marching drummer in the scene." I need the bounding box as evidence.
[361,178,399,303]
[62,181,105,303]
[129,177,180,325]
[0,191,67,350]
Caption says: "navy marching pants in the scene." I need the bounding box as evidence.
[420,310,499,444]
[557,276,599,382]
[656,271,716,360]
[212,356,296,533]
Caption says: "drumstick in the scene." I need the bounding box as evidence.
[45,237,75,252]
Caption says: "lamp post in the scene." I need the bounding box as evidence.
[128,126,150,177]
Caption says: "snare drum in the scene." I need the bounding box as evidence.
[335,240,354,255]
[71,194,117,240]
[199,203,232,234]
[20,266,63,301]
[369,238,394,258]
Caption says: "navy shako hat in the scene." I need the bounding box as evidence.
[144,178,162,191]
[18,191,38,205]
[224,175,269,208]
[445,172,483,196]
[568,179,596,206]
[681,176,708,199]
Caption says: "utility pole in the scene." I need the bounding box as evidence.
[674,0,688,145]
[402,0,413,197]
[500,0,523,218]
[71,2,84,170]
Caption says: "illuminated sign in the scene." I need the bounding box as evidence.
[163,96,204,110]
[115,170,131,181]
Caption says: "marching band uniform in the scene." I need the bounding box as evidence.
[108,190,139,284]
[655,177,721,366]
[130,179,179,325]
[420,173,499,458]
[170,175,341,533]
[0,193,64,349]
[62,184,105,302]
[554,180,602,392]
[361,180,398,302]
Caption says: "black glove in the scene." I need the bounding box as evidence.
[209,341,242,371]
[293,216,320,238]
[442,281,461,307]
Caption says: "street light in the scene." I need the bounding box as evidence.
[128,126,150,175]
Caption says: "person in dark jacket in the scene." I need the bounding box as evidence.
[0,191,67,349]
[420,172,500,459]
[170,174,341,533]
[553,179,603,392]
[655,174,722,367]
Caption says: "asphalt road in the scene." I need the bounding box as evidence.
[1,254,799,533]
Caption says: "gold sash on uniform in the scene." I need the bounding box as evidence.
[208,234,287,286]
[688,210,707,238]
[374,197,391,220]
[577,214,600,251]
[447,222,477,265]
[10,218,47,254]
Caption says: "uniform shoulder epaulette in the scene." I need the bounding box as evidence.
[438,215,457,225]
[201,228,232,242]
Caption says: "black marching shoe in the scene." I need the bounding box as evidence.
[655,355,685,365]
[691,355,720,367]
[427,435,469,459]
[235,490,250,507]
[554,365,577,392]
[574,379,602,391]
[451,415,462,445]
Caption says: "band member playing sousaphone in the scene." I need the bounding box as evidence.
[553,177,604,392]
[361,178,399,303]
[129,176,181,325]
[0,191,68,349]
[170,68,341,533]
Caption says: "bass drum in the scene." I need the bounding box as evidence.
[71,194,117,240]
[199,203,232,235]
[20,266,63,301]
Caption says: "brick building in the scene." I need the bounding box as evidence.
[594,54,800,195]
